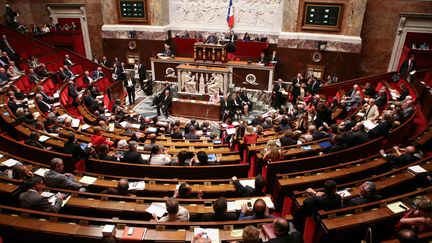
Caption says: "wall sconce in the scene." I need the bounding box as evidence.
[129,30,137,39]
[318,41,327,51]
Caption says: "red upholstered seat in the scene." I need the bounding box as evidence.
[303,216,322,243]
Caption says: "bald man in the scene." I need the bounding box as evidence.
[268,218,302,243]
[239,198,274,220]
[380,146,418,167]
[101,179,131,196]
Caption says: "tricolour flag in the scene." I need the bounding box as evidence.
[227,0,234,29]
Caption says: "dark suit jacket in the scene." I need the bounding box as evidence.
[101,60,110,67]
[39,91,52,104]
[280,136,297,147]
[92,70,104,80]
[124,78,136,89]
[25,139,45,149]
[63,141,86,159]
[8,100,20,114]
[0,56,9,65]
[399,59,416,77]
[201,212,238,222]
[257,56,269,64]
[37,100,51,113]
[268,232,303,243]
[385,153,418,166]
[303,193,342,213]
[184,133,199,140]
[368,120,392,138]
[233,180,265,197]
[122,150,146,164]
[82,75,92,84]
[64,70,74,79]
[28,73,40,84]
[160,95,172,109]
[19,189,62,213]
[346,195,382,207]
[68,85,78,98]
[64,58,73,66]
[375,94,388,108]
[138,64,146,80]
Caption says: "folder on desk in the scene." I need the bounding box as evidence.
[1,158,20,167]
[34,168,49,177]
[38,135,50,142]
[81,124,90,130]
[71,119,80,128]
[121,226,147,241]
[387,201,409,214]
[129,181,145,191]
[79,176,97,185]
[408,165,427,175]
[239,179,255,188]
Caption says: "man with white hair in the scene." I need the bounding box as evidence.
[344,90,362,112]
[262,117,273,129]
[361,98,379,121]
[82,70,93,84]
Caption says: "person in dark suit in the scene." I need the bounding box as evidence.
[294,180,341,231]
[345,181,382,207]
[100,56,110,68]
[114,62,126,81]
[19,177,64,213]
[28,68,41,84]
[279,130,297,147]
[7,95,22,114]
[67,81,78,104]
[36,86,53,104]
[206,33,218,44]
[136,60,147,90]
[226,30,238,52]
[375,89,388,108]
[82,71,93,84]
[63,66,74,79]
[162,43,174,57]
[44,158,84,191]
[220,95,231,121]
[268,218,303,243]
[201,197,238,222]
[97,144,116,161]
[380,146,418,167]
[243,32,251,41]
[92,67,104,80]
[101,179,131,195]
[58,67,68,82]
[64,54,73,66]
[25,132,46,150]
[124,72,136,105]
[157,90,172,118]
[0,51,10,65]
[368,112,393,138]
[257,52,269,64]
[184,126,200,140]
[35,93,52,113]
[291,73,303,104]
[239,88,252,114]
[231,175,266,197]
[64,132,87,162]
[310,77,321,95]
[122,141,146,164]
[399,55,416,79]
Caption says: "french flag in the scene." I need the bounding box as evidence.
[227,0,234,29]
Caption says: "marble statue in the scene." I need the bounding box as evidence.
[184,73,197,93]
[207,73,223,95]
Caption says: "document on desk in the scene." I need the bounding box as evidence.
[145,202,167,217]
[38,135,50,142]
[337,190,351,198]
[239,179,255,188]
[193,228,220,243]
[129,181,145,191]
[387,201,409,214]
[79,176,97,185]
[363,120,378,130]
[1,158,20,167]
[81,124,91,130]
[34,168,49,177]
[71,119,80,128]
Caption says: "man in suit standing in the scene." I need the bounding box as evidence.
[257,52,269,64]
[124,72,136,105]
[133,60,146,90]
[19,177,64,213]
[114,62,126,81]
[67,81,78,105]
[226,30,238,52]
[399,54,416,79]
[122,141,147,164]
[44,158,85,191]
[291,73,303,104]
[92,67,104,80]
[157,90,172,118]
[310,77,321,95]
[82,70,93,85]
[100,56,110,68]
[64,54,73,66]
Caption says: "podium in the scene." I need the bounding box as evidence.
[171,98,221,120]
[194,43,227,63]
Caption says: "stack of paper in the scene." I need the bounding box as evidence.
[129,181,146,191]
[337,190,352,198]
[145,202,167,217]
[34,168,49,177]
[120,121,129,128]
[239,179,255,188]
[79,176,97,185]
[408,165,427,175]
[363,120,378,130]
[81,124,90,130]
[39,135,51,142]
[226,128,236,135]
[387,201,409,213]
[193,228,220,243]
[1,158,20,167]
[140,154,150,161]
[108,123,115,132]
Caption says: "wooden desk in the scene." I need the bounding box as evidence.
[172,98,221,121]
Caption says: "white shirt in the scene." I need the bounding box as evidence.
[133,64,139,79]
[127,79,133,87]
[150,154,171,165]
